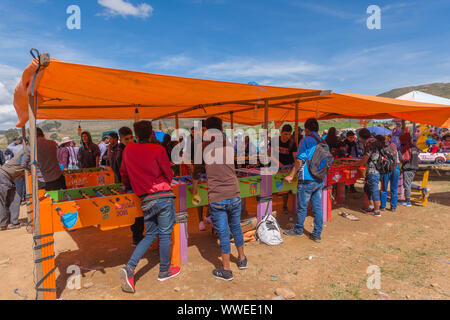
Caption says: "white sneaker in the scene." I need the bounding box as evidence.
[199,221,206,231]
[204,216,213,225]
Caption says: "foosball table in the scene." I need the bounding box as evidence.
[324,158,366,216]
[63,166,115,189]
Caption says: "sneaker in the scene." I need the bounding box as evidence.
[309,234,322,243]
[119,266,135,293]
[361,207,375,214]
[199,221,206,231]
[380,207,386,212]
[158,266,181,282]
[282,207,290,215]
[399,201,412,207]
[6,224,21,230]
[283,229,303,237]
[204,216,213,225]
[237,257,248,270]
[367,211,382,217]
[212,268,234,281]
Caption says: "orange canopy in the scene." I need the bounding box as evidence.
[13,58,325,127]
[14,58,450,127]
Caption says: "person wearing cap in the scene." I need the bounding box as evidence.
[57,137,76,169]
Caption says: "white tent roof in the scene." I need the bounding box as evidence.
[396,91,450,105]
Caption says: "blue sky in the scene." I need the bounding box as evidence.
[1,0,450,129]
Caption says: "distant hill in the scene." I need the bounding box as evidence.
[378,83,450,99]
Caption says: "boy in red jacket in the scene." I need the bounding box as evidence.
[119,121,180,293]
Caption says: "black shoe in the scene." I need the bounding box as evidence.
[237,257,248,270]
[309,234,321,243]
[283,229,303,237]
[212,269,234,281]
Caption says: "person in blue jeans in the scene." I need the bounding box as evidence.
[380,165,400,211]
[192,116,247,281]
[119,121,180,294]
[284,118,325,243]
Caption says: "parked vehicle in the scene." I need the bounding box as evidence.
[418,152,450,164]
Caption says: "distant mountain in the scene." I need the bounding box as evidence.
[378,83,450,99]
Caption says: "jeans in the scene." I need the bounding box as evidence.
[294,180,324,237]
[209,197,244,254]
[364,173,381,202]
[127,197,175,273]
[403,170,416,202]
[381,165,400,209]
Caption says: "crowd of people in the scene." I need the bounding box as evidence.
[0,117,438,294]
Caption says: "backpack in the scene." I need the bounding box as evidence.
[376,142,395,174]
[307,134,334,181]
[255,205,283,246]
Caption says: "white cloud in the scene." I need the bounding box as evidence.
[98,0,154,19]
[191,58,325,79]
[146,55,192,70]
[0,64,22,129]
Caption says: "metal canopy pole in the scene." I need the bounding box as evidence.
[294,101,299,148]
[22,126,32,229]
[230,111,234,143]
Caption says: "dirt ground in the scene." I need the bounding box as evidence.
[1,169,449,300]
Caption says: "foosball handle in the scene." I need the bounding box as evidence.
[110,199,122,209]
[55,207,64,217]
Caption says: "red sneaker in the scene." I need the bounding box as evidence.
[158,266,181,282]
[119,266,135,293]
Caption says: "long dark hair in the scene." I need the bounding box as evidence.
[81,131,93,147]
[325,127,339,147]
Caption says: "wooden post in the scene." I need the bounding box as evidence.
[294,101,299,148]
[22,126,32,228]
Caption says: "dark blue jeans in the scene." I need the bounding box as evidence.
[364,173,381,202]
[381,165,400,209]
[127,197,175,273]
[209,197,244,254]
[295,180,324,237]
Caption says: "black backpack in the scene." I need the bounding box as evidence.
[307,135,334,181]
[376,142,395,174]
